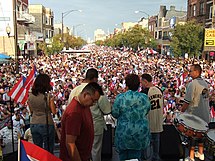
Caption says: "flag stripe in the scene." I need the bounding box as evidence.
[8,76,24,97]
[20,140,62,161]
[14,87,25,103]
[7,65,37,105]
[16,88,27,104]
[24,65,36,90]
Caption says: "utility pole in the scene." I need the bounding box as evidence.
[13,0,19,73]
[61,13,64,42]
[61,10,82,43]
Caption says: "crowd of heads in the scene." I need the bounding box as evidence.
[0,45,215,127]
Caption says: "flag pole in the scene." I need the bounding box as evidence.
[9,87,15,153]
[18,138,20,161]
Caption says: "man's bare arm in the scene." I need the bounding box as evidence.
[181,102,189,112]
[66,134,81,161]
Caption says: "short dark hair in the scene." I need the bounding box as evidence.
[32,74,52,96]
[125,74,140,91]
[141,73,152,82]
[82,82,104,96]
[86,68,98,81]
[192,64,202,74]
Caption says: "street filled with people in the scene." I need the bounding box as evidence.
[0,45,215,161]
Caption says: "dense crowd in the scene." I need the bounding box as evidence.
[0,45,215,147]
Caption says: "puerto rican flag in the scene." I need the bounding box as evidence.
[211,107,215,118]
[24,65,37,91]
[8,65,37,105]
[18,140,62,161]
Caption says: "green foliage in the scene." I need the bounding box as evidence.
[95,40,104,46]
[38,42,48,55]
[102,24,157,51]
[47,34,63,55]
[62,33,87,49]
[170,20,204,58]
[38,34,87,55]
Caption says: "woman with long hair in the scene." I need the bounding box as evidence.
[28,73,56,153]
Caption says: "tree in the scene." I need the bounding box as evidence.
[125,25,149,50]
[62,34,87,49]
[47,35,63,55]
[170,20,204,58]
[102,24,157,51]
[38,42,48,55]
[38,34,87,55]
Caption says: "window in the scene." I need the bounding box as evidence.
[163,31,167,37]
[17,5,20,12]
[200,2,204,15]
[43,14,46,25]
[51,18,53,26]
[163,31,168,40]
[155,31,158,39]
[46,30,48,38]
[209,5,215,19]
[158,31,162,39]
[159,18,162,27]
[46,16,48,25]
[193,4,196,16]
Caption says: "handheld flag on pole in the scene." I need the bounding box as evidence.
[8,76,27,105]
[8,64,37,105]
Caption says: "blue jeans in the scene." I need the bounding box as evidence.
[151,133,160,161]
[30,124,55,153]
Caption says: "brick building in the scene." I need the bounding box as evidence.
[187,0,215,60]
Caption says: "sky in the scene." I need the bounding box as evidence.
[29,0,187,41]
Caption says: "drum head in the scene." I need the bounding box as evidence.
[207,129,215,141]
[177,113,208,131]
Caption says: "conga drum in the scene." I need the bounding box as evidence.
[206,129,215,156]
[174,113,208,139]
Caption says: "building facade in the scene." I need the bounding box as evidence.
[0,0,35,57]
[54,23,70,36]
[187,0,212,27]
[94,29,106,41]
[187,0,215,60]
[154,5,187,54]
[28,5,54,41]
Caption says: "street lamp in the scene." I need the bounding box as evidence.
[6,24,19,74]
[61,9,82,42]
[6,24,11,37]
[135,10,150,29]
[73,24,85,37]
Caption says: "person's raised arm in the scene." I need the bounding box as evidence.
[49,95,56,114]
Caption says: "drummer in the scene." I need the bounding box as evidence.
[181,64,210,161]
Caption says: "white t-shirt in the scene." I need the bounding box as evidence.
[0,126,20,154]
[13,118,25,136]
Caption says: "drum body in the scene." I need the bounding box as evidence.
[206,129,215,156]
[174,113,208,139]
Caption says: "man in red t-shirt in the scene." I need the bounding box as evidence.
[60,82,103,161]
